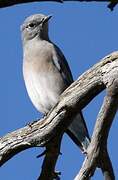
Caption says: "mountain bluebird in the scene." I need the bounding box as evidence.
[21,14,90,152]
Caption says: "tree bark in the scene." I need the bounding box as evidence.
[0,51,118,179]
[75,76,118,179]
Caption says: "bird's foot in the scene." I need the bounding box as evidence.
[26,118,40,127]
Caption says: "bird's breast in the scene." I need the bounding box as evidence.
[23,55,66,114]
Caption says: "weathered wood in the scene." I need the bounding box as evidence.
[75,76,118,179]
[0,51,118,179]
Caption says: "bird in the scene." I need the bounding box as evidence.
[21,14,90,153]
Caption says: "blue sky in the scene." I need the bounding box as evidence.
[0,2,118,180]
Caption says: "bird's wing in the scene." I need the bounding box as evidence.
[52,44,90,152]
[53,44,73,86]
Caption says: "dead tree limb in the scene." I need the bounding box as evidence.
[37,134,62,180]
[75,74,118,180]
[0,0,62,8]
[0,51,118,179]
[0,0,118,10]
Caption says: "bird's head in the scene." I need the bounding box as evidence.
[21,14,52,43]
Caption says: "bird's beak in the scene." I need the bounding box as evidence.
[43,15,52,24]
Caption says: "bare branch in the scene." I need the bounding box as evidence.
[107,1,118,11]
[74,65,118,180]
[100,148,115,180]
[38,135,62,180]
[0,51,118,169]
[0,0,118,10]
[0,0,62,8]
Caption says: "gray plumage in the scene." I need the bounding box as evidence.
[21,14,90,152]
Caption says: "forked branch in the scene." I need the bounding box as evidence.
[75,75,118,180]
[0,51,118,179]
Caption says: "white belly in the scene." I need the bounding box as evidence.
[24,71,60,113]
[23,64,67,114]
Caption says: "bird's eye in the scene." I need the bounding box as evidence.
[27,23,36,29]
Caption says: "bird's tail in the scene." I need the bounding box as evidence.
[66,112,90,153]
